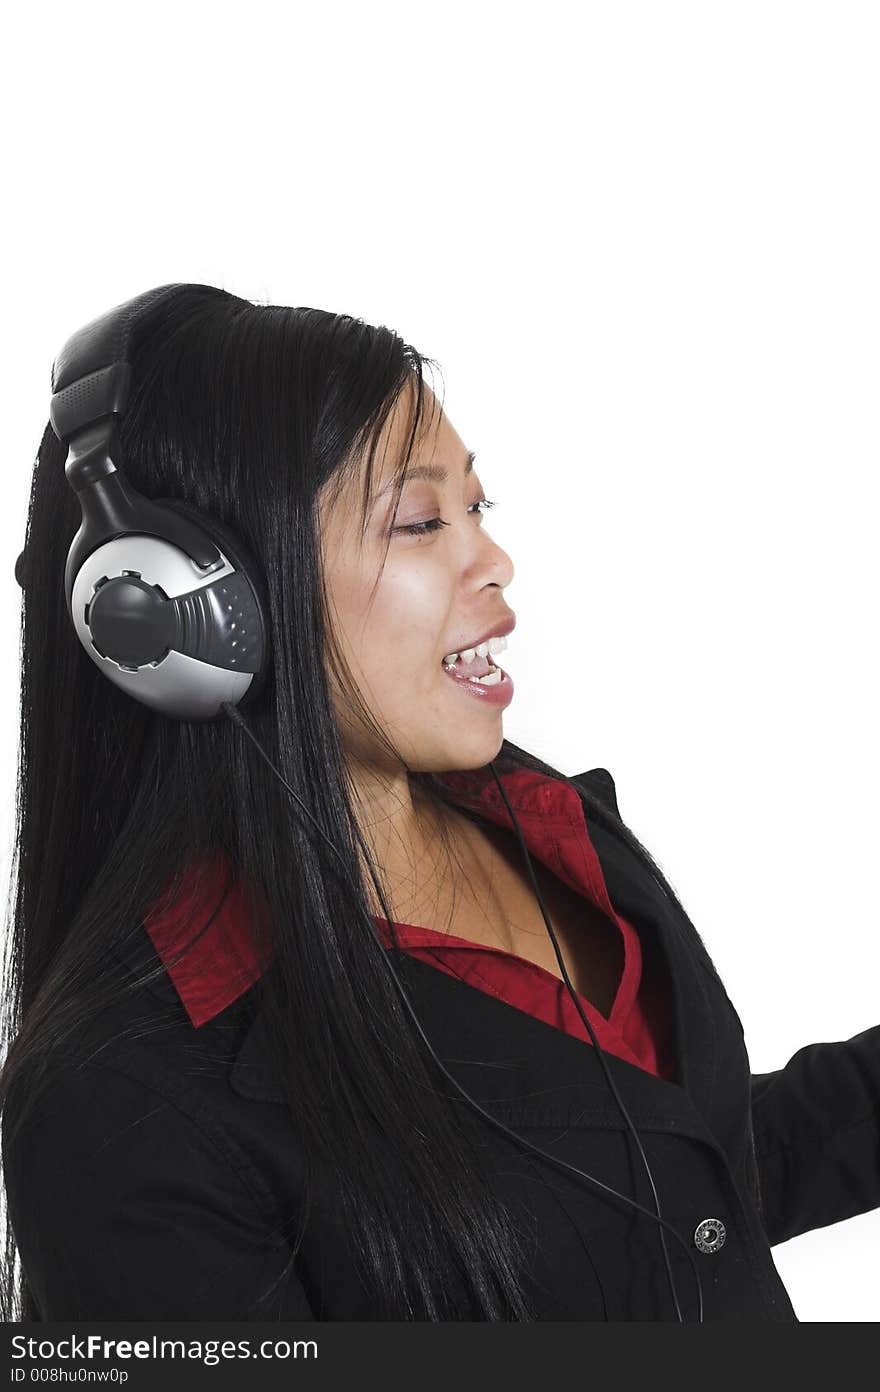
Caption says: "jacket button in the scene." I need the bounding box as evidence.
[694,1218,726,1253]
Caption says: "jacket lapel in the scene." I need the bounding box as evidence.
[582,814,719,1120]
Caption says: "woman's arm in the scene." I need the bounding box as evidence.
[1,1062,317,1320]
[750,1022,880,1245]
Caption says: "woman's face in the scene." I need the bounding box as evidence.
[318,385,516,779]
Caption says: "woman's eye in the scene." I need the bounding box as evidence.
[395,498,496,537]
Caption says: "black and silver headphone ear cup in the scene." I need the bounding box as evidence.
[158,498,273,710]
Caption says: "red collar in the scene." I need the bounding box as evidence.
[143,765,615,1027]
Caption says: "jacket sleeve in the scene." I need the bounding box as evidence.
[1,1061,317,1320]
[750,1022,880,1246]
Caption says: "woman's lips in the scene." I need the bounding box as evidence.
[441,660,514,707]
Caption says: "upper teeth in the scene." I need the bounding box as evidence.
[442,634,508,665]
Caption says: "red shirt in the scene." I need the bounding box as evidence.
[142,766,676,1082]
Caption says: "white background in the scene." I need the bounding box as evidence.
[2,0,878,1321]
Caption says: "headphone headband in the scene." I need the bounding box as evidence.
[49,284,186,445]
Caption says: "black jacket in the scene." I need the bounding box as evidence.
[3,767,879,1321]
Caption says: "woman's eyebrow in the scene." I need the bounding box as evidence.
[373,451,476,502]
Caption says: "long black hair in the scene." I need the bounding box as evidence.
[0,284,714,1320]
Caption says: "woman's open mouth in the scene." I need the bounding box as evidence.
[440,648,514,706]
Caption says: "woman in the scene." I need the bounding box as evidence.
[1,284,877,1322]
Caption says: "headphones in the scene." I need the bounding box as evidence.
[16,285,705,1321]
[18,282,271,720]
